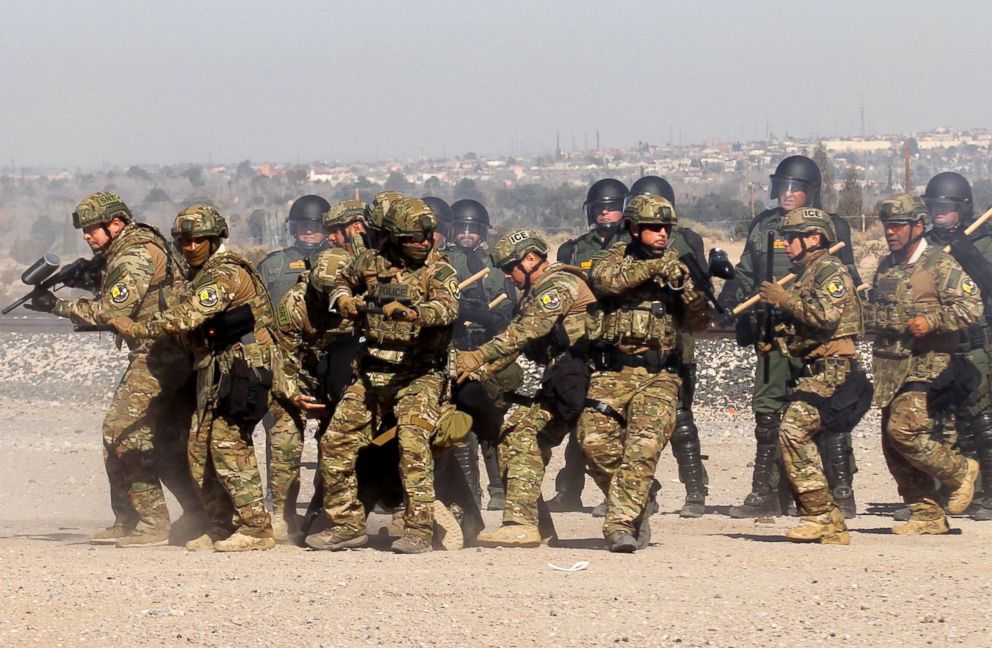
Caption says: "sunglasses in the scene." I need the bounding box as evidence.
[638,223,671,233]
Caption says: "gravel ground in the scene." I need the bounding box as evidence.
[1,333,990,647]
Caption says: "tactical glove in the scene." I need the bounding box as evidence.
[106,316,137,338]
[336,295,364,319]
[758,281,789,308]
[907,315,931,337]
[25,290,58,313]
[382,300,419,322]
[656,258,690,287]
[455,349,487,376]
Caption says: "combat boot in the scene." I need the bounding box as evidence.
[973,500,992,521]
[634,512,652,550]
[946,458,980,515]
[672,408,706,518]
[89,525,132,545]
[391,534,433,554]
[486,488,506,511]
[679,490,706,518]
[184,533,218,551]
[305,528,368,551]
[546,491,583,513]
[214,532,276,552]
[606,530,638,553]
[892,517,950,535]
[785,508,850,545]
[432,501,463,551]
[115,529,170,548]
[892,506,911,521]
[591,499,608,518]
[476,523,542,548]
[730,413,782,518]
[834,489,857,519]
[271,516,290,543]
[387,509,405,536]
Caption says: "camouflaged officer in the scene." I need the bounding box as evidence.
[549,178,631,513]
[30,192,202,547]
[579,195,711,552]
[324,198,370,257]
[924,172,992,521]
[456,229,595,547]
[266,245,358,542]
[758,208,869,544]
[363,190,405,251]
[256,195,331,304]
[865,194,982,535]
[305,197,460,554]
[109,205,282,552]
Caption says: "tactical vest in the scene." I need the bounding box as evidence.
[586,248,682,353]
[779,251,862,358]
[743,208,794,290]
[360,252,452,366]
[560,228,632,270]
[667,226,706,363]
[103,222,187,323]
[519,265,594,364]
[196,250,278,352]
[257,245,314,304]
[447,244,511,350]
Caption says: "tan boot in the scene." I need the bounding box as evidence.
[391,534,432,554]
[892,517,950,535]
[271,516,290,543]
[304,528,368,551]
[89,525,131,546]
[184,533,218,551]
[946,458,980,515]
[214,532,276,553]
[476,523,542,548]
[785,508,849,545]
[387,509,405,536]
[432,501,463,551]
[115,529,170,548]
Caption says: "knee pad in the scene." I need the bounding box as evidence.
[670,409,699,446]
[754,412,781,445]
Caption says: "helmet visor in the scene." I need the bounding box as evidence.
[769,178,810,202]
[924,197,960,217]
[586,197,624,221]
[290,221,324,236]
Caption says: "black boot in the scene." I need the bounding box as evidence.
[671,409,707,518]
[821,432,857,519]
[452,437,482,509]
[971,410,992,521]
[549,430,586,512]
[482,443,505,511]
[729,412,783,518]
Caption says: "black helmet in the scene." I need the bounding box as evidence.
[287,195,331,251]
[923,172,974,222]
[769,155,821,208]
[627,175,676,208]
[583,178,629,227]
[422,196,453,229]
[450,198,491,246]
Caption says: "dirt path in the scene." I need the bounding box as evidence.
[1,399,990,647]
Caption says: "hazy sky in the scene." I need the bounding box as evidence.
[3,0,991,168]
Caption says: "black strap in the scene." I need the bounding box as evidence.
[584,398,627,429]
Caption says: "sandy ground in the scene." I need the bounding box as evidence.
[2,398,991,648]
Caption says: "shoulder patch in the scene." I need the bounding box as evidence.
[275,303,291,328]
[433,264,456,284]
[288,259,307,270]
[825,278,846,299]
[538,289,562,311]
[197,286,219,308]
[962,277,979,296]
[109,282,130,304]
[447,277,461,299]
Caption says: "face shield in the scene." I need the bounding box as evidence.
[769,177,810,204]
[924,197,962,230]
[586,197,625,230]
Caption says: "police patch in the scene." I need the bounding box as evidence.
[447,278,461,299]
[197,286,219,307]
[288,260,306,270]
[773,238,787,249]
[826,280,846,299]
[539,290,561,311]
[109,282,130,304]
[962,277,978,295]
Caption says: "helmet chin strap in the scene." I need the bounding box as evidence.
[514,256,543,291]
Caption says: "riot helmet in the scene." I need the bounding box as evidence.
[924,172,974,232]
[769,155,821,209]
[286,195,331,252]
[450,199,491,248]
[627,175,676,208]
[583,178,628,230]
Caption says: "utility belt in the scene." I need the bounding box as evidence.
[360,353,445,373]
[802,356,854,377]
[591,343,678,374]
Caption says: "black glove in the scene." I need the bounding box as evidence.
[25,289,57,313]
[734,311,757,347]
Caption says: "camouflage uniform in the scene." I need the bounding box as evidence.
[768,209,865,543]
[867,196,983,530]
[579,196,711,547]
[53,193,199,543]
[124,207,279,543]
[316,199,459,548]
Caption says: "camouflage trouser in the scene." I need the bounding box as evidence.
[265,397,305,523]
[882,390,970,520]
[103,342,196,534]
[188,408,272,538]
[778,369,844,516]
[319,371,444,542]
[496,400,570,527]
[577,366,680,537]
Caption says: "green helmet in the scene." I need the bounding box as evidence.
[779,207,836,243]
[307,248,346,294]
[492,229,549,269]
[171,204,229,240]
[878,193,929,228]
[622,194,677,226]
[72,192,133,229]
[323,199,367,229]
[364,191,405,230]
[382,197,437,242]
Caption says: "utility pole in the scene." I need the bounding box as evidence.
[904,139,911,192]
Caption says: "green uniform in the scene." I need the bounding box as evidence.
[579,242,711,538]
[54,222,198,536]
[133,247,282,540]
[257,245,319,304]
[776,250,864,516]
[319,245,459,542]
[867,240,983,522]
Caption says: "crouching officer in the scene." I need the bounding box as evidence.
[758,208,869,544]
[109,205,279,552]
[305,197,460,554]
[579,195,711,552]
[456,229,596,547]
[33,191,201,547]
